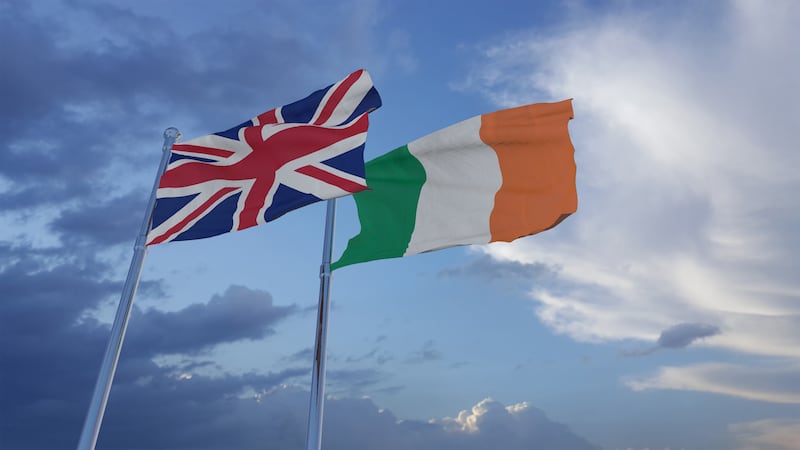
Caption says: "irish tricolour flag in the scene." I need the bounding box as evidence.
[332,99,576,269]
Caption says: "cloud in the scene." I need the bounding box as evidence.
[3,315,597,450]
[0,242,120,328]
[126,285,298,357]
[0,0,390,218]
[729,418,800,450]
[459,0,800,399]
[0,287,305,449]
[0,2,460,448]
[49,192,148,247]
[0,237,304,448]
[0,239,596,449]
[624,322,721,356]
[0,1,601,449]
[323,397,600,450]
[657,322,721,349]
[429,398,601,450]
[625,363,800,404]
[438,254,557,283]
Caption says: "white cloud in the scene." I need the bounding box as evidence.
[729,417,800,450]
[462,0,800,402]
[97,383,600,449]
[289,391,599,450]
[625,363,800,404]
[437,398,538,433]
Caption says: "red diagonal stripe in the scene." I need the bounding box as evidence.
[147,187,239,245]
[172,143,235,158]
[295,165,367,193]
[255,108,278,125]
[313,69,363,125]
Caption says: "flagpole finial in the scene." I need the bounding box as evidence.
[163,127,181,142]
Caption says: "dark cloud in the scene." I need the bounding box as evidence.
[0,2,604,449]
[0,237,302,449]
[0,240,131,439]
[0,0,161,209]
[3,376,603,450]
[0,0,375,214]
[438,254,557,282]
[126,285,297,357]
[0,242,120,328]
[0,294,303,450]
[3,364,309,450]
[0,236,595,450]
[50,191,148,247]
[0,1,391,445]
[624,322,721,356]
[657,322,721,348]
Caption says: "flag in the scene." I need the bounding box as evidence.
[332,99,576,269]
[146,69,381,245]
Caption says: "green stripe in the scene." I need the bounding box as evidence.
[332,145,426,270]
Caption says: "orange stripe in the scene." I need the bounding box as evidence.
[480,99,577,242]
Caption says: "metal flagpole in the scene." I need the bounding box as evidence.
[305,198,337,450]
[76,127,180,450]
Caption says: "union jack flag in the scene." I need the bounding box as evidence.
[147,69,381,245]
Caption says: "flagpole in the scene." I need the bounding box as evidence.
[305,198,336,450]
[76,127,180,450]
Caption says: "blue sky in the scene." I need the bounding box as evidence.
[1,1,799,449]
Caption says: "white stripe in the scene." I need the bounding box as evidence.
[279,170,351,199]
[146,179,253,244]
[405,116,501,256]
[274,161,365,200]
[279,131,367,173]
[154,179,252,199]
[259,121,321,141]
[309,79,342,125]
[273,132,366,189]
[319,71,372,126]
[305,161,366,185]
[167,134,252,170]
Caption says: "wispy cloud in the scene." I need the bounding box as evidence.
[729,417,800,450]
[625,363,800,404]
[460,0,800,402]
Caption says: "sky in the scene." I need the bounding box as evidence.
[1,1,799,449]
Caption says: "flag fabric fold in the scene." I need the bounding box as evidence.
[147,69,381,245]
[332,99,576,270]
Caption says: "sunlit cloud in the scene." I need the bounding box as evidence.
[729,417,800,450]
[461,0,800,402]
[625,363,800,404]
[430,397,600,449]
